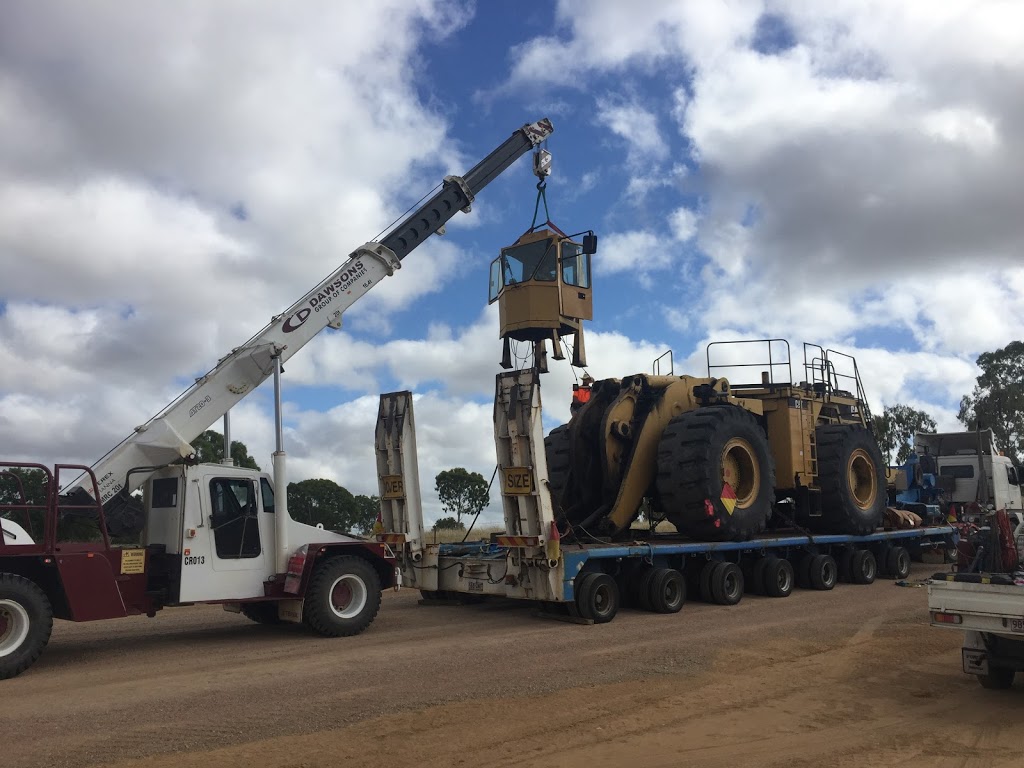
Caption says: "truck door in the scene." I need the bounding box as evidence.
[178,471,270,601]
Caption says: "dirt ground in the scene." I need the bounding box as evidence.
[3,563,1023,768]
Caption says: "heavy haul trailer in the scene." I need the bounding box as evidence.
[374,376,955,623]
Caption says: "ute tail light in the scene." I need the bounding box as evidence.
[932,611,962,625]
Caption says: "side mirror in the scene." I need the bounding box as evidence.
[582,233,598,255]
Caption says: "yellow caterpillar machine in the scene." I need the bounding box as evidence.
[544,341,886,541]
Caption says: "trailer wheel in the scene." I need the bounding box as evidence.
[303,556,382,637]
[577,573,619,623]
[762,557,794,598]
[635,569,657,611]
[648,568,685,614]
[850,550,877,585]
[809,555,838,590]
[710,562,744,606]
[0,573,54,680]
[837,549,855,582]
[886,547,911,580]
[657,405,776,541]
[797,553,816,589]
[544,424,571,512]
[815,425,886,535]
[750,557,769,595]
[978,666,1015,690]
[240,601,284,625]
[699,561,722,602]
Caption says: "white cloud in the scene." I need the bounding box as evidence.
[668,207,698,242]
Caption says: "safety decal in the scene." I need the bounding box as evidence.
[721,483,737,515]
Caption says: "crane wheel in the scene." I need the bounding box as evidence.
[544,424,571,513]
[647,568,686,613]
[699,561,722,602]
[0,573,53,680]
[634,569,658,611]
[762,557,795,598]
[815,425,886,535]
[808,554,838,590]
[850,550,877,584]
[303,556,382,637]
[656,405,775,541]
[575,572,619,623]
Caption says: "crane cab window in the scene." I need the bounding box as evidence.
[260,477,276,513]
[489,237,558,303]
[209,477,261,559]
[560,242,591,289]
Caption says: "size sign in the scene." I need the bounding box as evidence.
[120,549,146,575]
[381,475,405,500]
[501,467,534,495]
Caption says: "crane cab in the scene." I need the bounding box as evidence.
[488,228,596,369]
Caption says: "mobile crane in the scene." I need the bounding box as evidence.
[0,117,554,679]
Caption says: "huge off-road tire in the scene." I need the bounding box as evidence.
[815,425,886,535]
[657,405,776,541]
[544,424,571,513]
[303,556,382,637]
[0,573,54,680]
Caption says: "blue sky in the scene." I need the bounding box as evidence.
[1,1,1022,525]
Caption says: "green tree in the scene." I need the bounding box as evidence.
[432,516,464,531]
[189,430,261,470]
[287,478,356,532]
[352,494,380,534]
[959,340,1024,466]
[871,404,937,465]
[434,467,490,525]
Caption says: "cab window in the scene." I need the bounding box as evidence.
[560,242,591,289]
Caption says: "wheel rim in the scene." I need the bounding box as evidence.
[776,565,792,592]
[592,581,613,617]
[723,568,741,598]
[847,449,877,509]
[721,438,760,508]
[822,560,836,586]
[661,577,681,607]
[328,574,368,620]
[0,599,30,658]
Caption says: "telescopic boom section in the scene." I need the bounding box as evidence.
[79,118,554,507]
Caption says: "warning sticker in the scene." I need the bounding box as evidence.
[721,483,737,516]
[120,549,146,575]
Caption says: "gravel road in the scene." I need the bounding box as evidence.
[3,563,1021,768]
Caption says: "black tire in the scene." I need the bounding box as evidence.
[635,569,657,611]
[762,557,794,598]
[544,424,571,512]
[699,561,722,602]
[750,557,770,595]
[797,554,815,589]
[240,601,283,625]
[815,425,886,535]
[0,573,54,680]
[978,666,1015,690]
[303,556,382,637]
[886,547,911,580]
[710,562,744,606]
[656,405,776,541]
[837,548,855,583]
[809,554,838,590]
[577,573,619,624]
[648,568,686,614]
[850,550,877,585]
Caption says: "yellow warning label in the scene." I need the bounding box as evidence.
[501,467,533,496]
[381,475,405,500]
[721,483,738,515]
[120,549,146,575]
